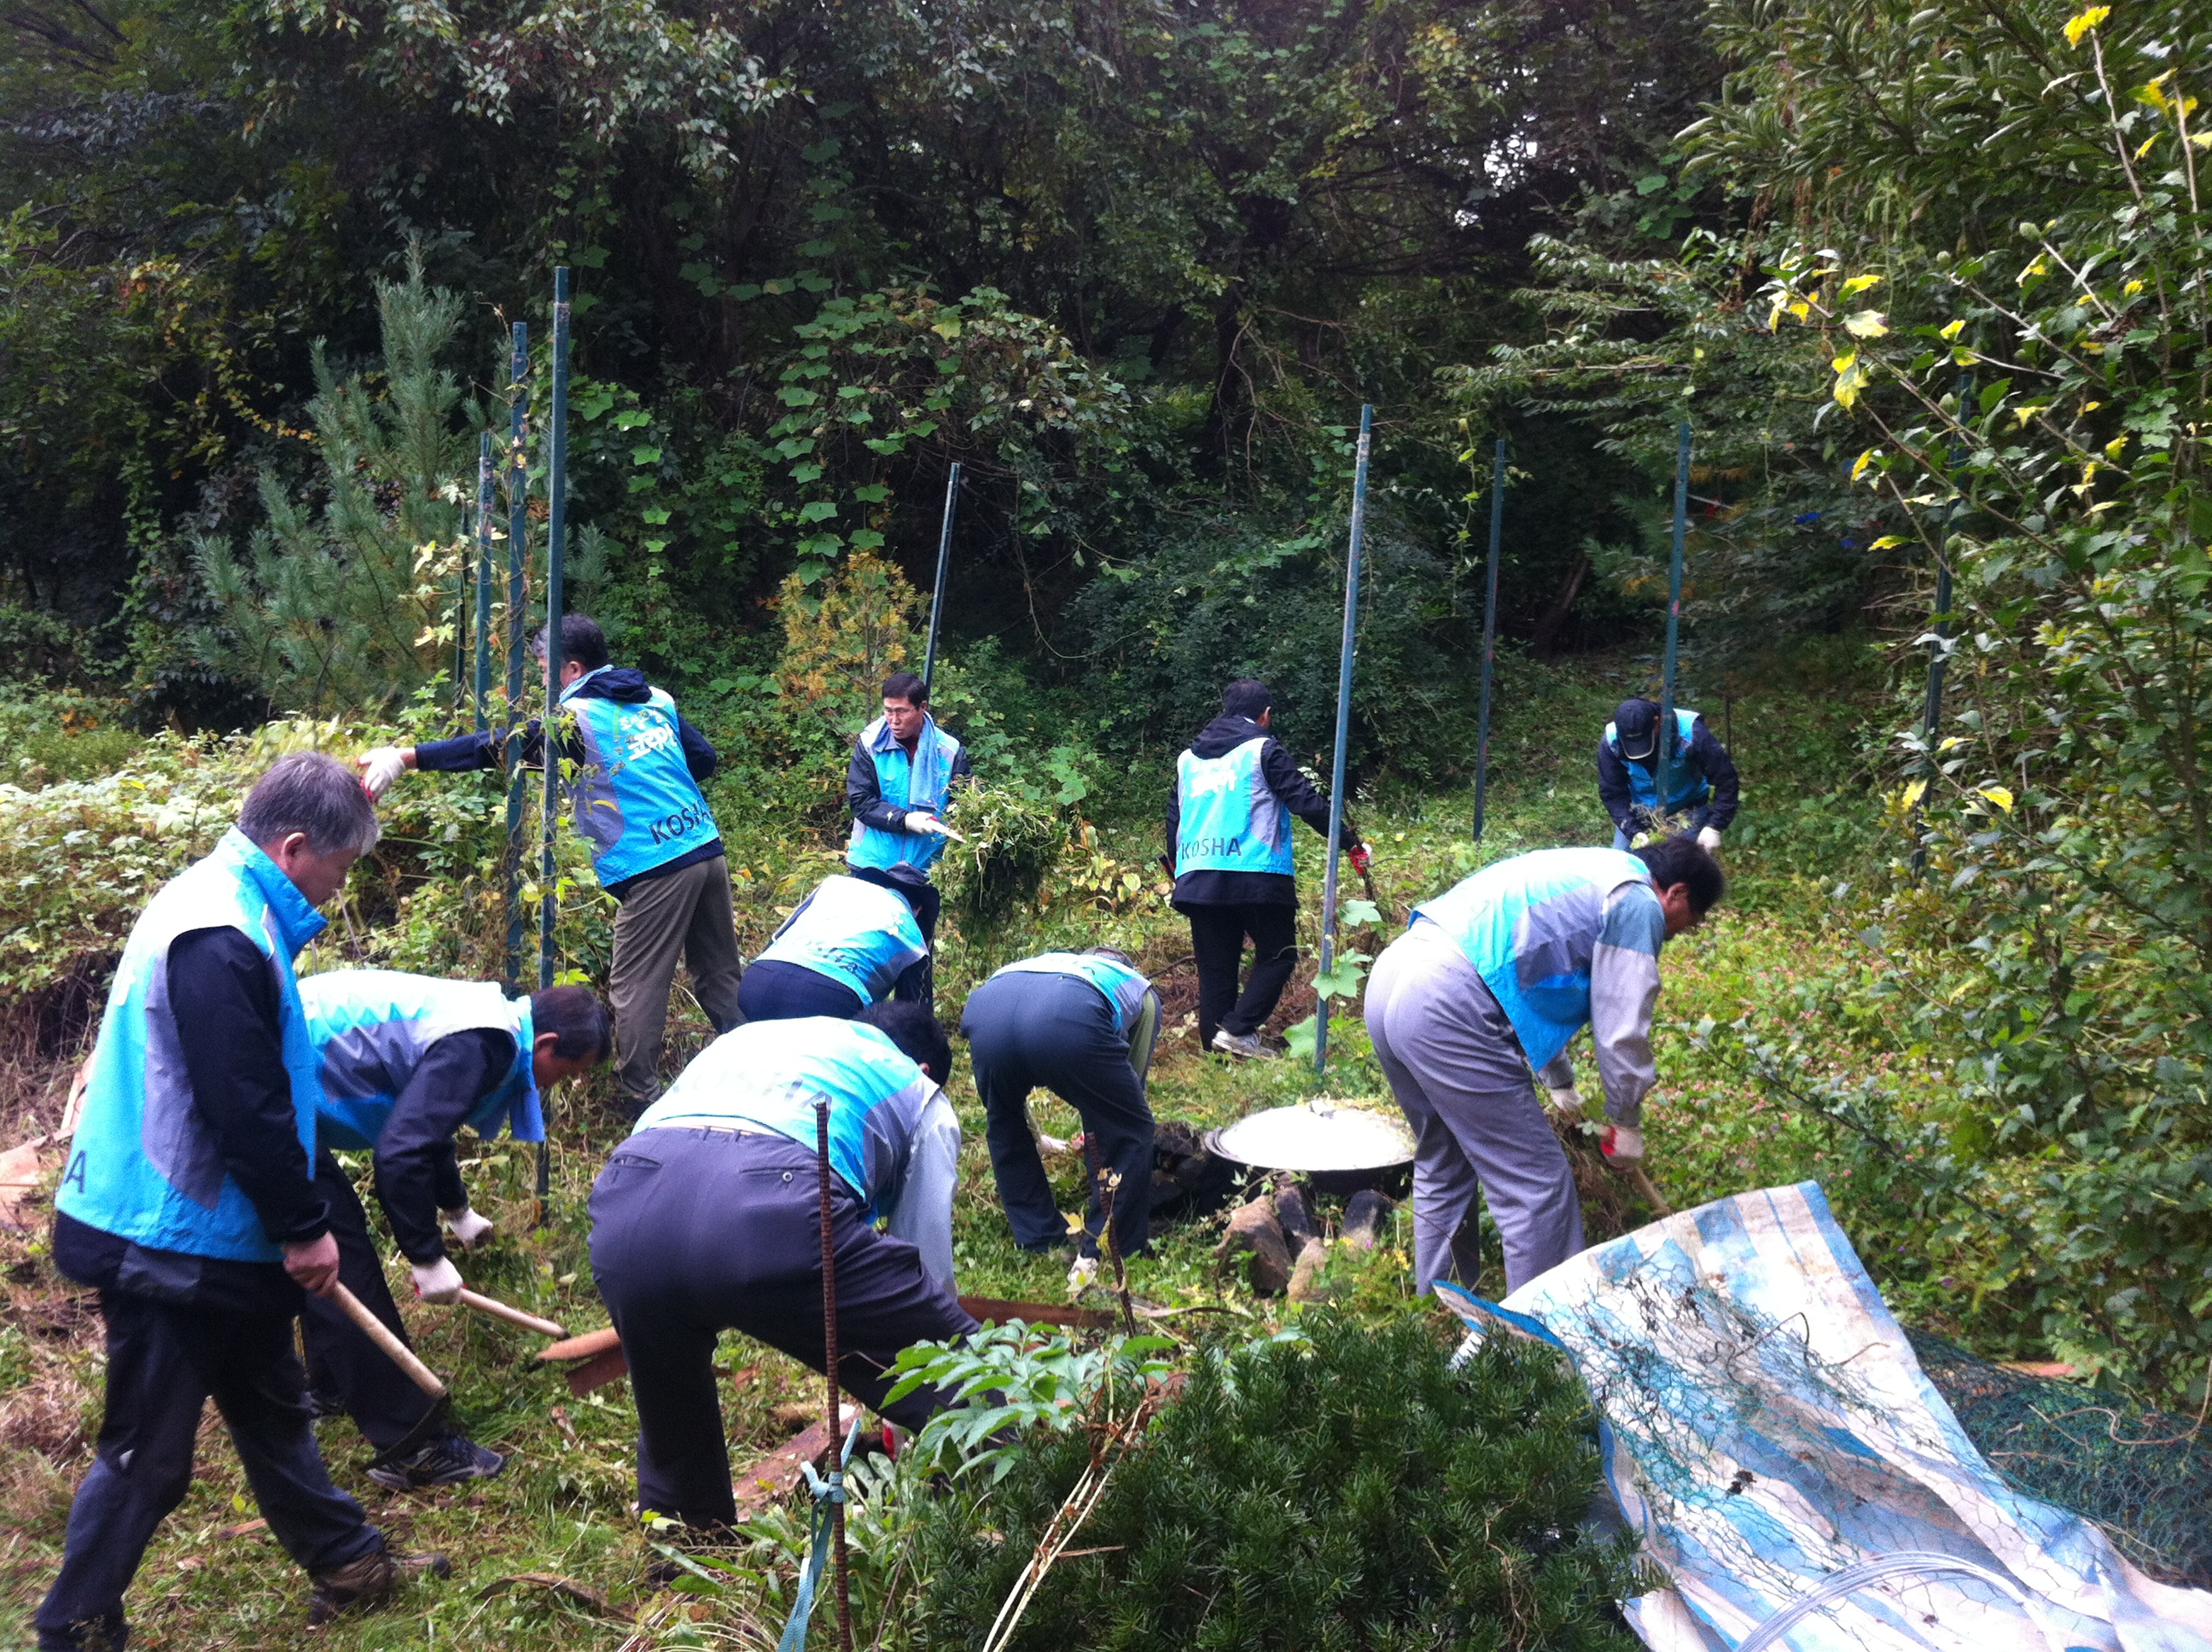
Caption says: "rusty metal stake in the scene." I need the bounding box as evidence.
[816,1100,853,1652]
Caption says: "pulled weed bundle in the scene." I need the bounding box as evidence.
[940,782,1067,930]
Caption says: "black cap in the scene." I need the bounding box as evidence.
[1613,699,1661,760]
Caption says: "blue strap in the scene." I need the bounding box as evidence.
[777,1412,867,1652]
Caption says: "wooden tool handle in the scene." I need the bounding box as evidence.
[331,1283,446,1398]
[538,1324,622,1364]
[457,1288,568,1339]
[1624,1165,1674,1219]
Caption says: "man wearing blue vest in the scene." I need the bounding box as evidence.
[963,949,1161,1262]
[589,1004,976,1533]
[1364,837,1723,1297]
[40,754,443,1650]
[1597,697,1739,852]
[845,670,971,965]
[1166,678,1363,1058]
[294,971,609,1488]
[735,870,928,1021]
[358,615,743,1114]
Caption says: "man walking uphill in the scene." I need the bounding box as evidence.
[1167,678,1363,1058]
[358,614,744,1114]
[40,754,442,1651]
[847,671,971,964]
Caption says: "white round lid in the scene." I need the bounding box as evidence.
[1205,1099,1417,1173]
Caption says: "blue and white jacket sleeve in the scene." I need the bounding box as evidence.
[1586,882,1666,1126]
[883,1089,962,1291]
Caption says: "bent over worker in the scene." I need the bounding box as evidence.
[41,754,439,1651]
[1365,837,1723,1297]
[963,949,1160,1261]
[1166,678,1363,1058]
[735,870,928,1022]
[358,614,742,1114]
[846,670,972,972]
[588,1004,978,1533]
[296,970,608,1488]
[1597,697,1739,853]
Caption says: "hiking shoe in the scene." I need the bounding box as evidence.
[37,1612,126,1652]
[305,1387,346,1422]
[366,1432,507,1491]
[1211,1029,1277,1060]
[306,1548,450,1626]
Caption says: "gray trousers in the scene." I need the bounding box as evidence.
[610,854,747,1112]
[1364,930,1584,1296]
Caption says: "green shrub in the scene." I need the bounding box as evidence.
[904,1314,1641,1652]
[940,782,1068,932]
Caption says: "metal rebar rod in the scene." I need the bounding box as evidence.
[817,1100,853,1652]
[502,322,530,995]
[473,433,494,733]
[922,462,962,697]
[1657,422,1691,816]
[1472,438,1505,841]
[536,270,569,1229]
[1313,404,1373,1078]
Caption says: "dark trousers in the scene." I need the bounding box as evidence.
[735,959,864,1023]
[964,973,1155,1259]
[589,1129,978,1532]
[299,1153,436,1451]
[849,865,939,1003]
[1186,901,1299,1044]
[38,1289,381,1641]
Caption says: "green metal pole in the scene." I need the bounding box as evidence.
[1472,439,1505,841]
[1657,422,1691,818]
[453,514,470,727]
[537,270,570,1226]
[922,462,961,698]
[502,323,530,996]
[1912,373,1973,880]
[1313,404,1373,1078]
[473,433,494,733]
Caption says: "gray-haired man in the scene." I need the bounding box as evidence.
[42,753,445,1649]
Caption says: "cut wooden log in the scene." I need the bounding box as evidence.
[1215,1196,1291,1296]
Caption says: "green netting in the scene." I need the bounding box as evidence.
[1908,1331,2212,1589]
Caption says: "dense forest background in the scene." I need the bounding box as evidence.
[5,0,2212,1411]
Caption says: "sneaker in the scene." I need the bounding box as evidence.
[366,1432,508,1491]
[1211,1029,1277,1060]
[306,1548,450,1626]
[305,1387,346,1422]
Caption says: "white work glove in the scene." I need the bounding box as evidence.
[903,809,960,839]
[358,746,410,800]
[1696,825,1722,853]
[1600,1124,1646,1167]
[1545,1085,1584,1124]
[441,1206,495,1250]
[410,1255,463,1304]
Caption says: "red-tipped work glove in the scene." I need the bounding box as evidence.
[1348,842,1371,876]
[1599,1124,1646,1167]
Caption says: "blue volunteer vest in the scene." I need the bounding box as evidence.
[758,875,927,1004]
[299,970,544,1151]
[1175,737,1293,876]
[847,714,964,875]
[57,829,326,1262]
[633,1018,939,1220]
[993,951,1152,1035]
[1411,847,1656,1073]
[562,669,720,887]
[1605,707,1710,813]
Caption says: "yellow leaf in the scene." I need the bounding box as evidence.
[1901,779,1928,811]
[1843,309,1889,338]
[1788,299,1810,322]
[1851,447,1879,481]
[1940,318,1967,340]
[2063,5,2109,46]
[1840,273,1884,297]
[1980,785,2015,813]
[1831,350,1871,410]
[2104,433,2129,460]
[2135,134,2159,160]
[1868,535,1905,550]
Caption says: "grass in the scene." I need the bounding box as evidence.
[0,642,1895,1649]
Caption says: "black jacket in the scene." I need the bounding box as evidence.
[846,725,975,838]
[54,925,332,1311]
[359,1027,514,1264]
[415,666,723,897]
[1164,715,1353,909]
[1596,715,1741,834]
